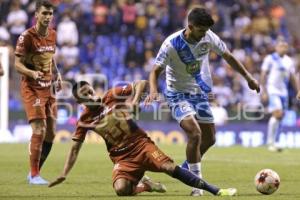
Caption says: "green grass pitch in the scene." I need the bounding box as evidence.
[0,143,299,200]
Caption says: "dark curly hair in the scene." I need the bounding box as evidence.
[72,81,90,98]
[188,7,214,27]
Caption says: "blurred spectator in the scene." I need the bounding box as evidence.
[143,49,155,73]
[122,0,137,33]
[57,11,79,46]
[0,22,11,43]
[107,3,122,33]
[6,0,28,45]
[93,0,109,34]
[57,42,79,71]
[213,80,234,108]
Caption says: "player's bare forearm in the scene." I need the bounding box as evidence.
[260,71,267,92]
[223,51,260,93]
[149,65,163,94]
[132,80,148,104]
[222,51,251,80]
[62,141,82,177]
[15,56,34,77]
[49,141,82,187]
[144,66,164,105]
[52,58,62,78]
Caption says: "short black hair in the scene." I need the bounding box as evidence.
[35,0,54,11]
[188,7,214,27]
[72,81,90,98]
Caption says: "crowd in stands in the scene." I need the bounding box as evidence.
[1,0,300,123]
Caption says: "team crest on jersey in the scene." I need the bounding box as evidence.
[199,42,209,52]
[196,42,210,57]
[186,61,201,75]
[18,35,24,43]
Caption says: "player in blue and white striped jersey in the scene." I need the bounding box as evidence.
[145,7,260,196]
[260,39,300,152]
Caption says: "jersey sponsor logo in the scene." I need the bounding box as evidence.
[38,80,52,87]
[178,50,192,62]
[37,46,55,53]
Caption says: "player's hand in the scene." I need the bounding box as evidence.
[144,92,160,107]
[48,176,66,188]
[31,70,44,80]
[55,73,63,92]
[246,76,260,93]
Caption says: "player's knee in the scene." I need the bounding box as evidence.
[115,186,133,196]
[33,126,47,135]
[276,113,284,120]
[114,179,133,196]
[187,132,201,143]
[273,110,284,119]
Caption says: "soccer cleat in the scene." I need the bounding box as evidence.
[29,175,49,185]
[217,188,238,196]
[268,146,283,152]
[190,188,204,196]
[140,176,167,193]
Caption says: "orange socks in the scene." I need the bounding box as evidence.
[29,134,43,177]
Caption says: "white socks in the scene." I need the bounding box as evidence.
[188,162,203,195]
[267,116,280,146]
[188,162,202,177]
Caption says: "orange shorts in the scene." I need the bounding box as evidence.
[20,80,57,122]
[111,137,173,185]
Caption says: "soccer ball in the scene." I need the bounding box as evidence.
[254,169,280,195]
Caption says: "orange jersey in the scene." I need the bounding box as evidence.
[73,83,148,152]
[15,26,56,88]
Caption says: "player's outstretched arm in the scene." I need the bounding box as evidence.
[48,140,83,187]
[144,65,164,106]
[129,80,148,114]
[132,80,148,104]
[260,70,269,103]
[222,51,260,93]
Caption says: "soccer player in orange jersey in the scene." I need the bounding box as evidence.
[49,80,237,196]
[14,0,61,185]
